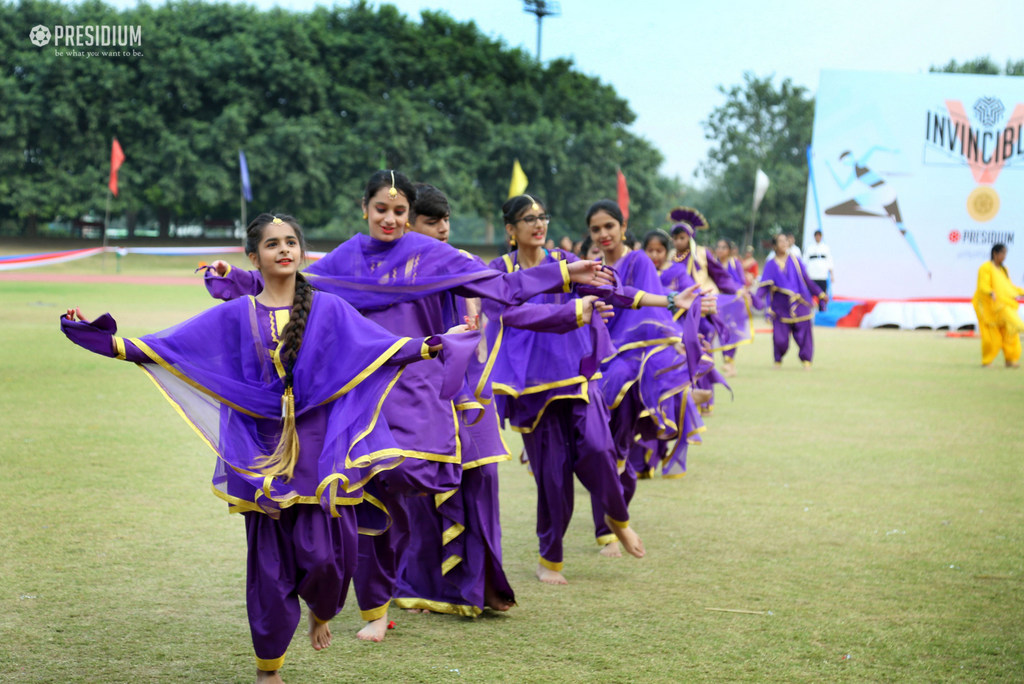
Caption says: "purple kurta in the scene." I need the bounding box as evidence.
[753,254,823,363]
[483,249,630,570]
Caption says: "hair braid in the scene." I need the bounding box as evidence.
[254,265,314,482]
[279,275,313,385]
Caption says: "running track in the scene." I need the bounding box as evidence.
[0,272,198,285]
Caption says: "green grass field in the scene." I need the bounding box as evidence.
[2,256,1023,682]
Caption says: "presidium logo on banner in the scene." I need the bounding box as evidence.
[924,96,1024,224]
[28,24,142,57]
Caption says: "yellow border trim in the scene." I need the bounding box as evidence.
[492,373,596,398]
[256,655,285,672]
[393,597,482,617]
[509,386,590,434]
[359,599,391,622]
[559,259,571,293]
[474,315,504,404]
[320,337,413,405]
[462,452,512,469]
[441,554,463,575]
[539,555,564,572]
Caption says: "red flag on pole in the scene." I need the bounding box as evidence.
[109,138,125,196]
[616,167,630,222]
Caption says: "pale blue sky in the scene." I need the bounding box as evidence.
[105,0,1024,181]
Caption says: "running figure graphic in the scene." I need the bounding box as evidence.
[825,147,931,278]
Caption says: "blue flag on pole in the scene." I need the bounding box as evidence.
[239,150,252,202]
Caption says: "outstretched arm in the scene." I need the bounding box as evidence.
[454,258,613,304]
[60,308,150,362]
[202,261,263,301]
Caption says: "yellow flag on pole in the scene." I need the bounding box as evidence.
[508,159,528,198]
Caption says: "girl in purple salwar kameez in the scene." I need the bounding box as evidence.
[203,172,613,636]
[583,200,709,555]
[753,233,827,367]
[483,194,660,585]
[62,214,475,684]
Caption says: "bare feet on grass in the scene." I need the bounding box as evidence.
[484,582,514,611]
[308,612,331,651]
[535,563,568,585]
[599,540,622,558]
[256,670,284,684]
[605,516,645,558]
[356,616,389,642]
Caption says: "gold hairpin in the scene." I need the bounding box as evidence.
[271,217,283,224]
[524,194,539,211]
[388,170,398,199]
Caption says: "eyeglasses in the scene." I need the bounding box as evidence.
[514,214,551,226]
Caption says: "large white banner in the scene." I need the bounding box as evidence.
[804,70,1024,299]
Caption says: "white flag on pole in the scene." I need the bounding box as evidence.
[752,168,770,212]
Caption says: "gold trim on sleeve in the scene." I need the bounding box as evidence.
[559,260,571,293]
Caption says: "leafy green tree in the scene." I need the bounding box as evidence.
[697,72,815,250]
[929,57,1024,76]
[0,0,687,244]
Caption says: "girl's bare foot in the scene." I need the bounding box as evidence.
[535,563,568,585]
[599,540,622,558]
[604,516,645,558]
[256,670,284,683]
[308,611,331,651]
[405,608,430,614]
[356,615,389,642]
[484,581,514,611]
[692,388,713,406]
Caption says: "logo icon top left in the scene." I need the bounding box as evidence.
[30,25,51,46]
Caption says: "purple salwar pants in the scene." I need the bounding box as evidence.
[244,505,357,671]
[773,319,814,363]
[520,384,630,570]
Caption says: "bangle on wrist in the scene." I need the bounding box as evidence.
[666,291,679,315]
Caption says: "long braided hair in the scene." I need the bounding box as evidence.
[244,212,311,481]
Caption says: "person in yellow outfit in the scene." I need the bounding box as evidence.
[972,243,1024,368]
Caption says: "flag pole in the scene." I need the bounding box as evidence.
[103,190,111,270]
[241,186,247,233]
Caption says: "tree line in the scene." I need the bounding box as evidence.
[1,0,1018,249]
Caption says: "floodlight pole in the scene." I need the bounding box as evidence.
[523,1,560,61]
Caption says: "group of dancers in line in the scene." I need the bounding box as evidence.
[61,169,825,683]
